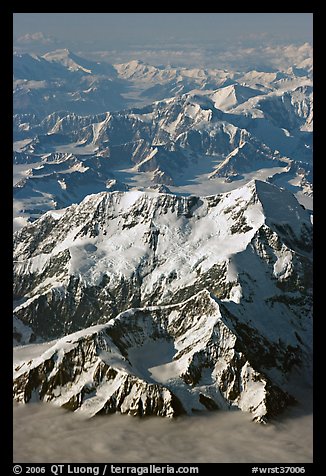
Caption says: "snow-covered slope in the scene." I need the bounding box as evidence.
[13,51,125,117]
[42,49,117,76]
[13,152,129,224]
[13,47,313,423]
[209,140,289,181]
[13,50,313,228]
[211,84,264,111]
[13,290,294,422]
[13,85,312,228]
[13,179,312,381]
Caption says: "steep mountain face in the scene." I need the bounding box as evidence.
[209,140,290,180]
[211,84,264,111]
[12,48,313,423]
[227,87,313,164]
[13,181,312,332]
[13,179,312,422]
[13,290,295,422]
[254,86,313,132]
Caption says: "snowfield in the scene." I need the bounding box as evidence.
[13,50,312,227]
[13,180,312,421]
[13,45,313,423]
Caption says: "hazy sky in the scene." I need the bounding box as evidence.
[13,13,313,49]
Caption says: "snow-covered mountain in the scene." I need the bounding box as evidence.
[12,46,313,423]
[13,83,312,227]
[211,84,264,111]
[13,50,126,116]
[42,49,117,76]
[13,180,312,420]
[13,152,129,225]
[13,50,312,231]
[13,48,312,120]
[13,290,294,422]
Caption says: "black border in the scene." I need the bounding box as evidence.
[6,9,319,474]
[3,4,14,471]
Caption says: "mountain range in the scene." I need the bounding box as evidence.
[13,48,313,423]
[13,180,312,421]
[13,49,312,229]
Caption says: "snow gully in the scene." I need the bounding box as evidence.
[51,466,99,476]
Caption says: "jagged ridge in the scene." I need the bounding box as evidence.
[13,180,312,344]
[13,290,294,422]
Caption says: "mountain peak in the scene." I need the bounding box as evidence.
[211,83,263,111]
[13,288,295,421]
[43,48,72,59]
[42,49,93,74]
[13,179,312,422]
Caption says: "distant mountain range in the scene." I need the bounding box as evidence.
[13,48,313,118]
[13,49,312,229]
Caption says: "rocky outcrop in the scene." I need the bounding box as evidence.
[209,140,289,181]
[13,290,294,422]
[13,181,312,344]
[13,181,312,421]
[14,79,313,219]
